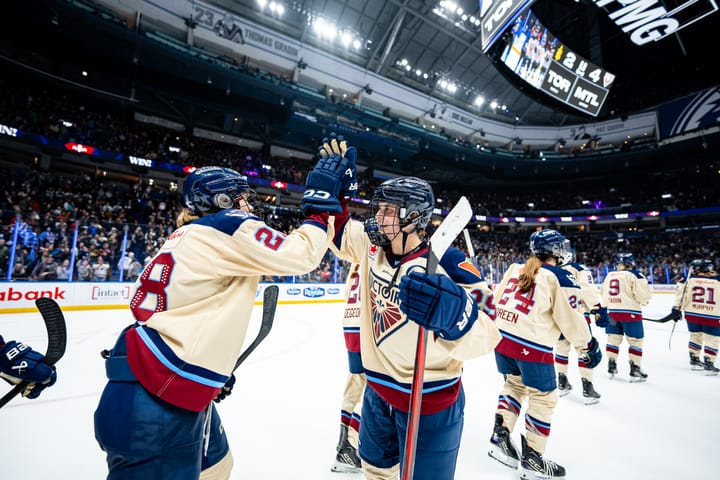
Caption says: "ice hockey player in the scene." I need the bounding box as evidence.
[600,253,652,381]
[94,153,355,479]
[489,229,602,479]
[0,335,57,399]
[332,262,365,473]
[555,251,610,404]
[329,169,500,480]
[671,259,720,375]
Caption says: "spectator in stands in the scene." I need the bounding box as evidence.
[32,254,58,281]
[93,255,109,281]
[77,257,92,281]
[56,258,71,280]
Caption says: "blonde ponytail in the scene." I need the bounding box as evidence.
[519,256,542,291]
[176,208,200,228]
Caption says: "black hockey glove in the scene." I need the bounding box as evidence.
[301,152,356,216]
[590,306,610,328]
[669,307,683,322]
[0,336,57,399]
[214,373,236,403]
[317,132,358,197]
[582,337,602,369]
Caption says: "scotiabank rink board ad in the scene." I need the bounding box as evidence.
[0,282,346,314]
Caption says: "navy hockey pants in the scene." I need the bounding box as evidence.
[94,330,229,479]
[358,384,464,480]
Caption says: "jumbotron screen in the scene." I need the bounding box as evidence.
[499,10,615,117]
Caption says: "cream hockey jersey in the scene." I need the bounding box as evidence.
[674,274,720,327]
[600,269,652,322]
[125,210,334,411]
[330,218,500,415]
[494,263,592,364]
[563,262,602,315]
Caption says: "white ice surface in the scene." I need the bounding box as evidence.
[1,292,717,479]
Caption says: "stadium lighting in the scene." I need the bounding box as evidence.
[257,0,267,9]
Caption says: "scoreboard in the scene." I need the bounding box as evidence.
[498,10,615,117]
[479,0,536,52]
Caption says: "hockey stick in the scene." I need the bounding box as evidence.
[667,266,693,351]
[643,313,675,323]
[233,285,279,371]
[401,196,473,480]
[0,297,67,409]
[462,228,475,261]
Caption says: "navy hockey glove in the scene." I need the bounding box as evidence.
[591,306,610,328]
[669,307,683,322]
[0,337,57,399]
[317,132,358,198]
[398,271,478,341]
[582,337,602,369]
[302,153,356,216]
[214,373,236,403]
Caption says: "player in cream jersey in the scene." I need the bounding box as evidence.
[332,262,366,473]
[555,256,610,404]
[330,177,500,480]
[600,253,652,381]
[488,229,601,479]
[671,259,720,375]
[95,155,355,479]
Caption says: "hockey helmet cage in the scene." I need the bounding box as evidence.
[690,259,714,273]
[183,166,251,214]
[529,229,571,263]
[615,253,636,267]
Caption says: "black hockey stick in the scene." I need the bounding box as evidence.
[643,313,675,323]
[233,285,279,371]
[0,297,67,409]
[402,196,473,480]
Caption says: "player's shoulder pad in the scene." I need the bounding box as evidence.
[630,270,645,280]
[439,247,482,284]
[542,264,579,288]
[192,209,260,236]
[570,262,587,271]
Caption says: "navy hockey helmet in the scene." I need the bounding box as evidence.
[364,176,435,247]
[183,166,256,215]
[615,253,636,267]
[370,177,435,228]
[690,259,714,273]
[529,229,571,263]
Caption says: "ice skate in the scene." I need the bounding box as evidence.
[488,413,519,469]
[519,434,566,479]
[557,373,572,397]
[703,357,719,376]
[581,378,600,405]
[331,425,362,473]
[690,353,704,371]
[608,358,617,379]
[629,361,648,382]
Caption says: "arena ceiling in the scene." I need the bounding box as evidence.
[212,0,720,127]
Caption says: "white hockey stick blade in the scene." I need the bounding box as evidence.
[429,196,473,262]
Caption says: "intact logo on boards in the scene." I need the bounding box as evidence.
[303,287,326,298]
[91,286,131,300]
[286,288,302,295]
[327,288,341,295]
